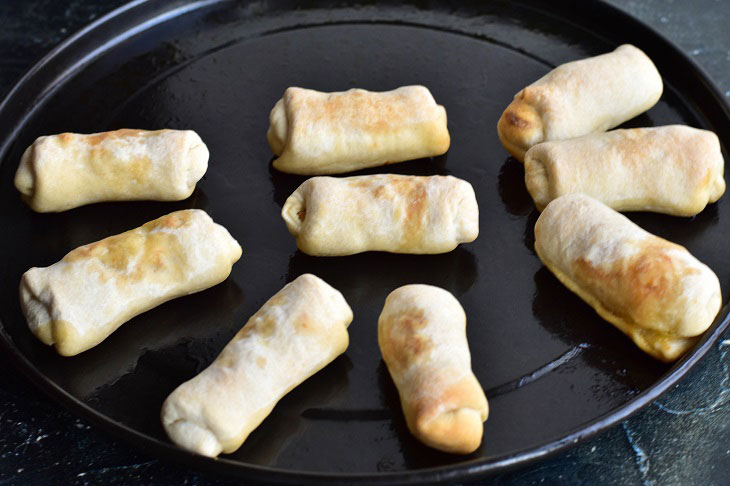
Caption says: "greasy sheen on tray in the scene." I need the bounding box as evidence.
[497,44,663,161]
[524,125,726,215]
[534,194,721,362]
[15,129,209,212]
[161,274,353,457]
[267,86,450,174]
[379,284,488,454]
[20,209,241,356]
[281,174,479,256]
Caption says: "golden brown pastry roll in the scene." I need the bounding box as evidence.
[267,86,450,174]
[534,194,721,362]
[15,128,209,212]
[161,274,353,457]
[378,284,488,454]
[525,125,726,215]
[282,174,479,256]
[498,44,663,161]
[20,209,241,356]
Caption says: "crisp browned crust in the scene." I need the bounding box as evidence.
[378,285,488,454]
[496,94,544,162]
[533,195,721,362]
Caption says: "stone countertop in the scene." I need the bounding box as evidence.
[0,1,729,484]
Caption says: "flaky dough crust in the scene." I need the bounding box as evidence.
[534,194,721,361]
[282,174,478,256]
[524,126,725,215]
[268,86,450,174]
[20,210,241,356]
[378,284,488,454]
[14,129,208,212]
[161,274,353,457]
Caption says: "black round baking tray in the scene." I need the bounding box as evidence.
[0,1,729,484]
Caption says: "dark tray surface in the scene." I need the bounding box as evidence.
[1,1,730,484]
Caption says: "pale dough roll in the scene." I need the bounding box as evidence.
[20,209,241,356]
[161,274,353,457]
[267,86,450,174]
[534,194,721,362]
[378,284,488,454]
[524,125,726,215]
[15,128,209,212]
[497,44,663,161]
[281,174,479,256]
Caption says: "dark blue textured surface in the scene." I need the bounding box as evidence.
[0,1,729,484]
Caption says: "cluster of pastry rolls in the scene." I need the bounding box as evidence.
[16,83,485,459]
[17,41,726,465]
[270,85,479,256]
[497,44,724,360]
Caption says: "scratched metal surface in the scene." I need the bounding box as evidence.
[0,1,729,485]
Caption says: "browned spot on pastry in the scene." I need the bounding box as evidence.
[255,316,277,338]
[292,311,317,333]
[256,356,267,368]
[144,211,194,231]
[401,180,428,248]
[216,350,237,368]
[301,90,403,132]
[235,315,277,341]
[385,309,433,370]
[64,213,190,286]
[399,309,427,332]
[505,111,530,129]
[86,129,148,146]
[412,375,482,425]
[297,209,306,221]
[57,133,74,145]
[371,184,386,199]
[572,239,700,325]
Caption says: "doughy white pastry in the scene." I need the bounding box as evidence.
[161,274,353,457]
[497,44,663,161]
[15,129,209,212]
[534,194,721,362]
[282,174,479,256]
[267,86,450,174]
[524,125,726,215]
[20,209,241,356]
[378,284,488,454]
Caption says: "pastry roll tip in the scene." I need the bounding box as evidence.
[14,128,209,212]
[161,274,352,457]
[497,96,544,161]
[268,86,450,175]
[281,174,479,256]
[378,284,488,454]
[498,44,663,161]
[20,209,242,356]
[534,194,721,361]
[524,126,726,215]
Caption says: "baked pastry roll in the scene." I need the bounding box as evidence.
[20,209,241,356]
[267,86,450,174]
[525,125,726,215]
[497,44,663,161]
[534,194,721,362]
[378,284,488,454]
[161,274,353,457]
[15,129,208,212]
[282,174,479,256]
